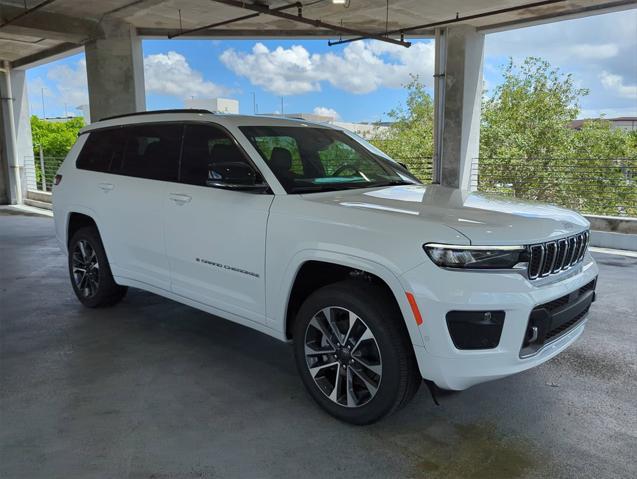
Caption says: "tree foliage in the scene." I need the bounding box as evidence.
[479,57,636,216]
[30,116,84,189]
[370,76,434,179]
[31,116,84,158]
[371,58,637,216]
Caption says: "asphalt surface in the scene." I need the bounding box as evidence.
[1,212,636,479]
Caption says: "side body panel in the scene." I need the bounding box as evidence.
[264,193,471,348]
[164,185,273,324]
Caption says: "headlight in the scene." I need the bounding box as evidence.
[424,243,527,269]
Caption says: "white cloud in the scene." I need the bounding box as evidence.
[313,106,339,119]
[144,51,230,98]
[219,40,435,96]
[47,60,89,107]
[485,9,637,116]
[599,71,637,99]
[568,43,619,60]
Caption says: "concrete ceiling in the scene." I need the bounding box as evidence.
[0,0,635,68]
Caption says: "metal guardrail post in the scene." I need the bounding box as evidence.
[39,144,46,191]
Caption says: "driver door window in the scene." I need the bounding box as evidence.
[180,124,257,187]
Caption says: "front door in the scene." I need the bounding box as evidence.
[164,123,273,324]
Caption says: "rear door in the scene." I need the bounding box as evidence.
[164,123,273,324]
[97,122,182,290]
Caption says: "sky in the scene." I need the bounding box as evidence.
[26,8,637,123]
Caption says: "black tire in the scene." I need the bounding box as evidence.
[68,226,127,308]
[293,279,421,425]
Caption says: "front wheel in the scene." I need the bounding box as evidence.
[293,279,421,424]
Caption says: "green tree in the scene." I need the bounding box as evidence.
[369,59,636,215]
[479,57,636,215]
[31,116,84,188]
[31,115,84,158]
[370,76,434,180]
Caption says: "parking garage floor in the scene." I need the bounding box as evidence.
[1,211,636,479]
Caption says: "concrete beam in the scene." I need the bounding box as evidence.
[10,43,81,69]
[85,22,146,121]
[479,0,637,34]
[434,25,484,190]
[0,5,98,44]
[137,28,435,39]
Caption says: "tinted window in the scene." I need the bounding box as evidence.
[110,123,181,182]
[180,124,257,187]
[76,128,125,172]
[240,126,419,193]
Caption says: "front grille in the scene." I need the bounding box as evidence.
[527,231,589,280]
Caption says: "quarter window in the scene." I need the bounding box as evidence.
[76,128,125,173]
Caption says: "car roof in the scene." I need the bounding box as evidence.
[79,110,336,135]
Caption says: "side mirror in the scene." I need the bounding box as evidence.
[206,162,268,192]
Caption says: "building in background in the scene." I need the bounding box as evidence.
[570,117,637,132]
[184,98,239,114]
[262,112,390,140]
[76,104,90,124]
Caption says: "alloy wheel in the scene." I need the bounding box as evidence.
[72,239,100,298]
[304,306,382,408]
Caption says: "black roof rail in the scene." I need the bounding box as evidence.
[99,109,214,122]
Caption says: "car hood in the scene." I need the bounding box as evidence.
[300,184,589,245]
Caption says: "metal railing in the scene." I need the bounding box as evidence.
[394,157,636,217]
[21,152,637,217]
[470,157,637,217]
[24,148,65,193]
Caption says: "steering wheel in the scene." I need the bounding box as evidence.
[331,163,361,177]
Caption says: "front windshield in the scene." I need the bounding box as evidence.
[239,126,420,193]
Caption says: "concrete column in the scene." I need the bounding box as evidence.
[433,25,484,190]
[11,69,36,192]
[85,22,145,121]
[0,63,32,204]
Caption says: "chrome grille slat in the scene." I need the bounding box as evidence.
[553,239,567,273]
[527,231,589,280]
[571,235,582,266]
[540,242,557,277]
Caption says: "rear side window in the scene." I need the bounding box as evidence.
[76,129,125,173]
[111,123,182,182]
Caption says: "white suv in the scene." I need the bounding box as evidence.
[53,110,598,424]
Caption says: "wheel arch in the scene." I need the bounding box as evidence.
[279,252,424,349]
[66,211,101,248]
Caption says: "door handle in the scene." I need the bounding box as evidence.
[98,182,114,192]
[169,193,192,205]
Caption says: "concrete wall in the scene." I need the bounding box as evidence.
[585,214,637,234]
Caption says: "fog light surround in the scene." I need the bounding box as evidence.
[446,310,505,350]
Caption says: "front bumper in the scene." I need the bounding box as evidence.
[400,254,599,390]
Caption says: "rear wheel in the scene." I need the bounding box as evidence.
[68,226,127,308]
[293,279,420,424]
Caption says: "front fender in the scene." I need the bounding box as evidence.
[268,249,426,348]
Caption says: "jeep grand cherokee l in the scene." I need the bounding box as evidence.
[53,110,598,424]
